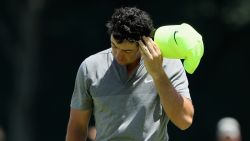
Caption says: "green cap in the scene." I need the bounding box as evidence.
[154,23,204,74]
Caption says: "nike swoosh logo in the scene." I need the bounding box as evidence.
[174,31,178,45]
[144,79,153,83]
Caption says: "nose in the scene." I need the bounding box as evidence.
[115,49,125,60]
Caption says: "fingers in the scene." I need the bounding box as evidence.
[148,37,161,55]
[143,37,158,56]
[139,36,161,59]
[138,40,153,59]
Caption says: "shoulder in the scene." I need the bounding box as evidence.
[82,48,112,66]
[163,58,183,68]
[79,48,113,74]
[162,58,185,76]
[85,48,112,63]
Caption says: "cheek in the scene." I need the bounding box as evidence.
[111,48,118,58]
[135,50,141,58]
[132,50,141,59]
[127,52,140,61]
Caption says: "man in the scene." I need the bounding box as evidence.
[216,117,241,141]
[66,7,194,141]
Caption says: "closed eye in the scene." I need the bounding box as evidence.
[111,42,134,53]
[124,50,133,53]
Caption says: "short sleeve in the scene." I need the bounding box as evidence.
[164,59,191,99]
[70,61,93,110]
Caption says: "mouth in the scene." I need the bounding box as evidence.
[115,58,126,65]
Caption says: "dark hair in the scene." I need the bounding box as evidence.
[106,7,154,43]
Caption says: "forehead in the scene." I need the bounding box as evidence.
[111,35,139,49]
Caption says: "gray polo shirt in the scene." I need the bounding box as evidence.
[71,48,190,141]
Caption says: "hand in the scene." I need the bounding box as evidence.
[138,36,164,77]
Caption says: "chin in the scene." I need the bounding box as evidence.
[116,58,131,65]
[116,60,127,65]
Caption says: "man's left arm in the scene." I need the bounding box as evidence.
[139,36,194,130]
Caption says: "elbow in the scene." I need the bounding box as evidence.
[179,100,195,130]
[176,109,194,130]
[178,116,193,130]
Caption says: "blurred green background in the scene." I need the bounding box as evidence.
[1,0,250,141]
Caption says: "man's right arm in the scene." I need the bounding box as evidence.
[66,108,92,141]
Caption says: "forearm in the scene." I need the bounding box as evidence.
[66,108,92,141]
[152,68,194,130]
[65,114,89,141]
[66,125,87,141]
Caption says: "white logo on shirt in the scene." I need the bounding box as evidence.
[144,78,153,83]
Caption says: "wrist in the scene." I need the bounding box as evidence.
[151,67,166,80]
